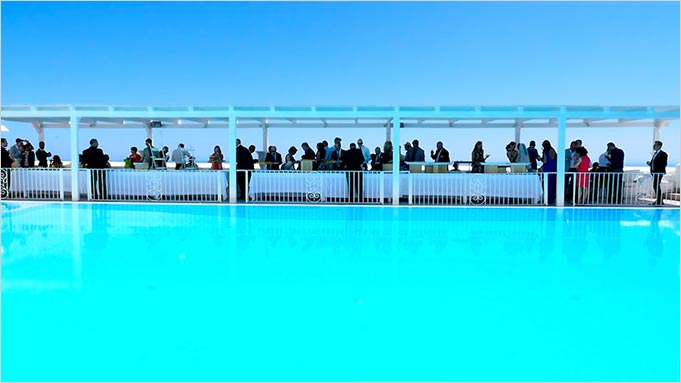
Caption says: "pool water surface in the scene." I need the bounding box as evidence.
[2,203,679,381]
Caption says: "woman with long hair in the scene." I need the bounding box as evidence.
[471,141,489,173]
[541,140,557,205]
[282,146,298,170]
[209,146,224,170]
[575,146,591,205]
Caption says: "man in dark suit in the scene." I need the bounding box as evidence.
[330,142,344,170]
[412,139,426,162]
[81,138,108,199]
[236,139,254,200]
[430,141,450,163]
[344,143,365,202]
[264,146,282,170]
[605,142,625,204]
[647,140,668,205]
[36,141,52,168]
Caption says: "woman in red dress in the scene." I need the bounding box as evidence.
[575,146,591,205]
[209,146,224,170]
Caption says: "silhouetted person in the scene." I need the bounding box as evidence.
[647,140,668,205]
[236,139,254,200]
[36,141,52,168]
[344,142,365,202]
[81,138,108,199]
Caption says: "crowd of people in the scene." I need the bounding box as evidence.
[0,134,670,205]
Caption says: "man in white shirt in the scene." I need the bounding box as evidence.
[598,151,611,170]
[171,143,191,170]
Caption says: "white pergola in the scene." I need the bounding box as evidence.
[1,104,678,206]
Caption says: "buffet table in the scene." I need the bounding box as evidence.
[6,169,228,199]
[248,171,543,202]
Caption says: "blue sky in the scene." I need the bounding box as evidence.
[2,1,679,165]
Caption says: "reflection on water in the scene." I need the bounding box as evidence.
[2,204,679,381]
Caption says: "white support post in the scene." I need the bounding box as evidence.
[391,116,401,205]
[653,120,665,143]
[555,117,566,207]
[70,115,80,201]
[262,124,269,155]
[386,125,391,143]
[514,120,521,144]
[33,123,45,143]
[144,123,153,141]
[228,115,237,203]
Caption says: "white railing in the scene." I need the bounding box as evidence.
[565,171,676,206]
[407,171,543,205]
[0,168,227,202]
[245,170,387,204]
[1,168,65,200]
[1,168,676,207]
[86,169,227,202]
[245,169,543,205]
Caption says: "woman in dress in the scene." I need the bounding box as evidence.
[282,146,298,170]
[505,142,519,163]
[209,146,224,170]
[471,141,489,173]
[315,142,326,170]
[50,155,64,168]
[21,142,35,168]
[574,146,591,205]
[380,141,393,165]
[517,143,530,170]
[540,140,557,205]
[126,146,142,169]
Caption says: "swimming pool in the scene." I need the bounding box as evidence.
[2,203,679,381]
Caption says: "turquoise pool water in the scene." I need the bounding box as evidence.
[2,203,679,381]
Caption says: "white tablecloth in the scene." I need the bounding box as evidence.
[7,169,227,197]
[248,171,543,201]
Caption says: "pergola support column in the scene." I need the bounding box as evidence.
[69,115,80,201]
[228,115,237,203]
[144,123,153,141]
[555,116,567,207]
[514,121,522,144]
[262,124,269,155]
[391,115,401,205]
[32,122,45,143]
[653,120,665,143]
